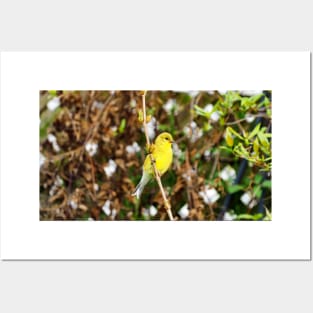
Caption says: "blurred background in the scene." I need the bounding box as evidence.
[40,90,272,221]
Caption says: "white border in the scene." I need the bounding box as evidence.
[0,52,310,260]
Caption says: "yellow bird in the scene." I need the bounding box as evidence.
[132,132,174,199]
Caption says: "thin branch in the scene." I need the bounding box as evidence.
[209,150,220,180]
[185,149,194,212]
[225,113,270,125]
[141,91,174,221]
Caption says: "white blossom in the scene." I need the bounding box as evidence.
[199,187,220,204]
[204,149,211,160]
[126,142,141,155]
[47,133,60,152]
[149,205,158,217]
[55,175,63,186]
[223,212,237,221]
[40,153,46,167]
[142,116,156,140]
[104,159,117,177]
[240,191,258,208]
[69,200,78,210]
[183,121,203,143]
[102,200,111,216]
[49,185,57,196]
[245,113,255,123]
[173,142,183,158]
[49,175,63,196]
[85,142,98,156]
[178,203,189,219]
[219,165,236,182]
[47,97,60,111]
[163,99,176,113]
[204,104,220,122]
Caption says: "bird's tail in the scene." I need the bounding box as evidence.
[132,171,151,199]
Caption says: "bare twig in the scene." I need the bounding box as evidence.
[225,113,270,125]
[141,91,174,221]
[209,151,220,180]
[185,149,194,211]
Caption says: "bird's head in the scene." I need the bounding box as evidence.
[155,132,174,148]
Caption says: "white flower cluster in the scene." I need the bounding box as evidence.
[47,133,60,152]
[40,153,46,167]
[85,141,98,156]
[219,165,236,183]
[126,142,141,155]
[245,113,255,123]
[203,149,211,160]
[203,104,220,122]
[240,191,258,208]
[199,186,220,204]
[183,121,203,143]
[142,116,157,140]
[173,142,183,158]
[104,159,117,177]
[49,175,63,196]
[223,211,237,221]
[142,205,158,218]
[102,200,111,216]
[47,97,60,111]
[69,200,78,210]
[163,99,176,114]
[178,203,189,219]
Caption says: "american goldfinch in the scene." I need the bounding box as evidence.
[132,132,174,199]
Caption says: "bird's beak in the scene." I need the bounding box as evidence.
[170,140,175,144]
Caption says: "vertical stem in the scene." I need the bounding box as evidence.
[141,91,174,221]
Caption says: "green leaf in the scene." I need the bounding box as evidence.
[227,126,244,140]
[224,91,241,107]
[248,123,261,139]
[194,105,210,118]
[225,127,234,147]
[253,185,262,198]
[249,94,263,103]
[262,180,272,189]
[220,146,233,153]
[237,143,250,158]
[119,118,126,133]
[48,90,57,96]
[253,137,260,154]
[227,184,245,194]
[257,131,269,148]
[203,121,212,132]
[236,213,263,220]
[254,173,263,184]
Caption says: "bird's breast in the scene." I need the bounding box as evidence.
[155,147,173,175]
